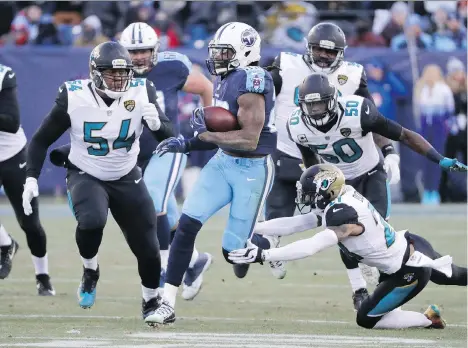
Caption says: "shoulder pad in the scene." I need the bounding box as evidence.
[344,61,363,70]
[0,64,12,73]
[64,79,85,92]
[157,51,192,71]
[324,202,359,227]
[239,66,269,93]
[0,64,15,92]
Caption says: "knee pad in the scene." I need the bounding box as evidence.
[222,248,235,264]
[178,214,202,238]
[356,312,378,329]
[77,211,107,231]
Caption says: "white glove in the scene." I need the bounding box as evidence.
[228,240,264,264]
[142,103,161,131]
[22,177,39,216]
[383,153,400,185]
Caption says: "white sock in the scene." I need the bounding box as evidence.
[163,283,178,308]
[81,256,98,270]
[141,285,159,302]
[31,254,49,275]
[160,250,169,271]
[188,247,199,268]
[374,309,432,329]
[347,267,367,292]
[0,225,12,247]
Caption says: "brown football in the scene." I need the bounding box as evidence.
[203,106,239,132]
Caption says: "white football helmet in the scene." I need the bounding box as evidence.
[120,22,160,74]
[206,22,261,76]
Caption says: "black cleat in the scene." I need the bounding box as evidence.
[352,288,369,311]
[142,295,162,320]
[0,239,19,279]
[233,264,250,279]
[77,266,100,309]
[36,273,56,296]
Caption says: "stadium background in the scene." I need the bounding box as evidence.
[0,0,466,203]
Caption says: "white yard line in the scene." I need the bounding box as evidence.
[0,314,465,328]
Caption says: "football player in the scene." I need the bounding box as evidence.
[22,42,174,323]
[146,22,280,325]
[229,164,467,330]
[120,23,214,299]
[0,64,54,295]
[263,22,400,307]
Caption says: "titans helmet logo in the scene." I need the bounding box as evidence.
[241,29,257,47]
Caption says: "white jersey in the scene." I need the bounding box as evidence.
[324,185,407,275]
[288,95,380,179]
[66,78,151,181]
[275,52,365,158]
[0,64,27,162]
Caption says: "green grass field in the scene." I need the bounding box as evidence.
[0,202,466,348]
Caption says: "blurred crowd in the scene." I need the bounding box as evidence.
[0,0,465,51]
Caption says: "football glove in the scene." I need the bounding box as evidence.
[383,153,400,185]
[155,135,189,157]
[190,107,207,136]
[439,157,467,172]
[228,241,264,264]
[142,103,161,131]
[22,177,39,216]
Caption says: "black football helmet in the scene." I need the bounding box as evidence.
[295,163,345,213]
[89,41,134,99]
[297,73,339,127]
[306,22,346,73]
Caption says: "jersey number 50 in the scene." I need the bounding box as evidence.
[310,138,363,164]
[84,120,135,156]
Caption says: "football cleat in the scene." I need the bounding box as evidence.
[77,266,100,309]
[0,239,19,279]
[36,274,56,296]
[264,235,287,279]
[424,304,446,329]
[142,296,162,320]
[352,288,369,311]
[144,300,176,326]
[182,252,213,300]
[233,264,250,278]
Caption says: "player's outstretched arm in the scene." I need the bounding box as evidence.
[254,212,321,237]
[143,80,174,140]
[361,98,467,171]
[0,69,20,133]
[182,70,213,107]
[199,93,265,151]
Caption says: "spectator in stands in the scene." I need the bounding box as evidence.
[381,1,408,46]
[83,2,127,39]
[73,15,108,47]
[264,1,317,51]
[33,14,61,45]
[10,5,42,45]
[365,58,408,122]
[348,17,386,47]
[440,57,467,202]
[457,0,467,27]
[414,64,455,205]
[153,10,182,49]
[52,1,82,26]
[391,14,432,50]
[433,12,467,51]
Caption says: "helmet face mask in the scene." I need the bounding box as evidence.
[89,42,134,99]
[295,164,346,214]
[206,22,261,76]
[306,23,347,74]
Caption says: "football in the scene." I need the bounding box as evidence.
[203,106,239,132]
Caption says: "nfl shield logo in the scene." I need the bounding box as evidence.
[337,75,348,85]
[340,128,351,137]
[124,100,135,112]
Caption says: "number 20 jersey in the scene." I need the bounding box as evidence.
[324,185,407,275]
[65,78,150,181]
[288,95,379,179]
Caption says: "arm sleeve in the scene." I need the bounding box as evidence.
[324,203,359,226]
[26,84,71,178]
[145,80,174,141]
[254,212,320,237]
[268,55,283,96]
[360,98,403,140]
[297,143,321,168]
[355,69,375,104]
[0,71,20,133]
